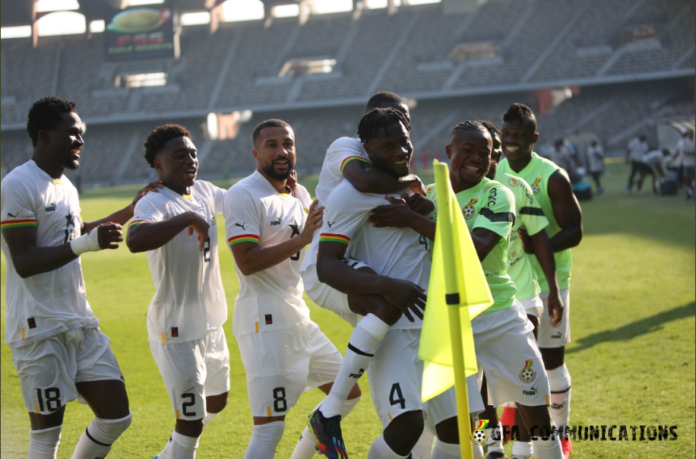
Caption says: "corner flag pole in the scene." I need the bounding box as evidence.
[433,161,474,459]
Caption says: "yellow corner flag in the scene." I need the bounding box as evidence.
[419,161,494,457]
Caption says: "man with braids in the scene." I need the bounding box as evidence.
[317,107,473,459]
[497,103,583,459]
[302,92,434,459]
[369,120,564,459]
[475,120,563,459]
[126,124,229,459]
[1,96,159,458]
[224,119,352,459]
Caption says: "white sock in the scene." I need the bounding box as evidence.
[28,425,62,459]
[484,426,503,453]
[244,421,285,459]
[292,396,360,459]
[547,364,572,428]
[320,314,389,418]
[203,412,218,427]
[169,431,200,459]
[367,435,409,459]
[511,440,533,458]
[431,440,460,459]
[472,442,483,459]
[411,428,434,459]
[71,413,132,459]
[156,431,176,459]
[532,436,563,459]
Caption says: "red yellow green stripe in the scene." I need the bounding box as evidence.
[523,359,534,371]
[475,419,489,431]
[228,234,260,246]
[128,220,148,228]
[1,219,37,229]
[319,233,350,245]
[340,156,372,173]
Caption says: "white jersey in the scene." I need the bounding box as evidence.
[587,145,604,172]
[224,171,313,336]
[301,137,370,274]
[320,180,431,330]
[642,150,665,169]
[1,160,98,346]
[131,181,227,344]
[628,138,649,162]
[679,137,695,167]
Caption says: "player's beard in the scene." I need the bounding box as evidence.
[262,161,294,181]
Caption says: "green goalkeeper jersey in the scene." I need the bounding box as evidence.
[496,172,549,301]
[497,152,573,291]
[427,177,517,312]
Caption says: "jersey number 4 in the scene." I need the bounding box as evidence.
[389,383,406,409]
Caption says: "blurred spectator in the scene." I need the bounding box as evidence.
[625,134,649,194]
[587,140,605,195]
[639,149,671,195]
[552,138,578,182]
[678,128,695,200]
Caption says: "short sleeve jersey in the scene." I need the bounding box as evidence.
[224,171,312,336]
[628,138,649,162]
[497,153,572,291]
[641,150,664,168]
[131,181,227,344]
[494,172,549,302]
[320,181,431,330]
[1,160,98,346]
[301,136,370,273]
[587,145,604,172]
[426,177,517,312]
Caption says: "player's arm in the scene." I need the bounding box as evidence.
[343,159,426,197]
[2,224,122,278]
[546,170,583,251]
[316,240,426,317]
[126,211,209,253]
[231,200,322,276]
[83,181,163,233]
[528,228,563,325]
[368,196,436,239]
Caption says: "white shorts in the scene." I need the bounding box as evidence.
[149,327,230,421]
[301,258,368,328]
[537,289,571,348]
[519,295,543,318]
[11,327,124,415]
[237,321,342,417]
[473,302,549,408]
[369,329,484,430]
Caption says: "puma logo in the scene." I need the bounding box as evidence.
[327,221,335,228]
[235,222,246,230]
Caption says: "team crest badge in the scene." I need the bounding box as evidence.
[471,419,489,444]
[519,359,536,382]
[530,178,542,194]
[462,199,478,219]
[508,177,520,187]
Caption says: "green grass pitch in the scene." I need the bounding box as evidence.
[1,163,694,458]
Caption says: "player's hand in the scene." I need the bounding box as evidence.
[186,212,210,251]
[369,196,415,228]
[301,200,323,244]
[518,227,534,254]
[288,170,298,197]
[405,193,435,216]
[131,180,164,209]
[407,175,426,195]
[383,279,427,322]
[96,223,124,250]
[546,290,564,326]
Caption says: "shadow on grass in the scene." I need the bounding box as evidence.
[566,302,695,355]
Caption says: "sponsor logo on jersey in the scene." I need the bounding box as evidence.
[519,359,536,382]
[265,314,273,325]
[6,212,18,218]
[508,177,520,187]
[531,178,542,194]
[45,203,56,212]
[171,327,179,337]
[27,318,37,329]
[523,385,539,396]
[235,221,247,230]
[349,368,364,379]
[551,332,562,339]
[472,419,489,444]
[327,221,335,228]
[270,217,281,226]
[463,198,478,219]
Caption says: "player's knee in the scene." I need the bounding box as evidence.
[540,347,564,370]
[176,418,205,437]
[517,404,553,431]
[435,416,459,444]
[206,392,228,414]
[386,410,424,448]
[91,413,133,444]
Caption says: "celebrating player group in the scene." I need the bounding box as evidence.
[1,92,582,459]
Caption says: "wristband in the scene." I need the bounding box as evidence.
[69,229,101,256]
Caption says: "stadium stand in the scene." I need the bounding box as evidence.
[1,0,693,185]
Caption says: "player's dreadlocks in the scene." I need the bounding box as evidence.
[479,120,501,138]
[502,103,537,133]
[357,107,411,144]
[27,96,77,147]
[144,124,191,167]
[451,120,489,138]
